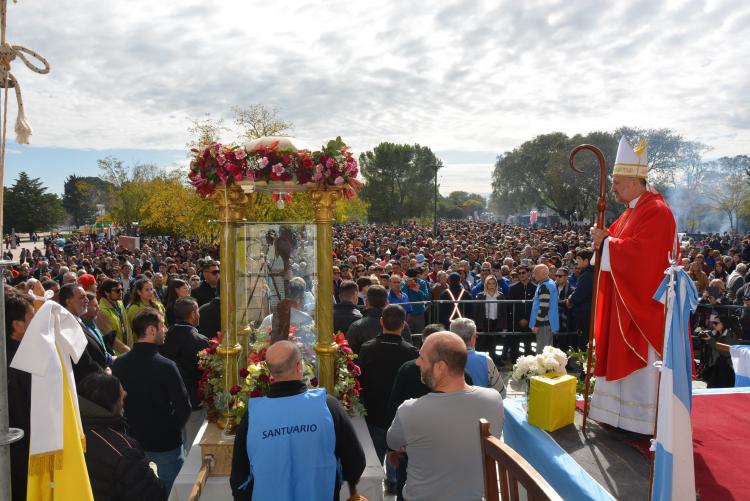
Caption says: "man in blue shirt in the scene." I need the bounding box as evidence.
[403,268,430,334]
[230,341,365,500]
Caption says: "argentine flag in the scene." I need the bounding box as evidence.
[730,345,750,387]
[652,265,698,500]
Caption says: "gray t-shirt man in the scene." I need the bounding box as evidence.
[387,386,504,501]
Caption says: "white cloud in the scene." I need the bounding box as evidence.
[4,0,749,167]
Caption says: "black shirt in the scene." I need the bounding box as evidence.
[333,301,362,335]
[112,343,191,452]
[159,324,210,410]
[230,381,366,501]
[7,337,30,501]
[357,333,419,429]
[191,281,218,307]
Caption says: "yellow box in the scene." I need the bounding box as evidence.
[527,374,576,432]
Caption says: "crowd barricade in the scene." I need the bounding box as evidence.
[391,299,750,348]
[393,299,583,350]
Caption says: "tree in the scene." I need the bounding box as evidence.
[62,175,112,226]
[702,156,750,233]
[98,157,162,234]
[233,104,293,140]
[491,128,704,225]
[186,114,230,152]
[359,143,442,224]
[3,172,66,233]
[138,174,217,239]
[491,132,615,223]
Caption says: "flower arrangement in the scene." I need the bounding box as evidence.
[511,346,568,382]
[197,329,365,431]
[188,136,363,199]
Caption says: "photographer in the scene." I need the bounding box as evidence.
[697,316,739,388]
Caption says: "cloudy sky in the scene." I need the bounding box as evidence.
[4,0,750,195]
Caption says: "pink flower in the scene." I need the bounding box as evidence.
[257,157,269,168]
[272,163,285,176]
[326,158,335,168]
[334,176,345,185]
[216,154,227,166]
[312,172,323,182]
[234,148,247,160]
[315,163,324,173]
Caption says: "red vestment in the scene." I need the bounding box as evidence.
[593,191,677,381]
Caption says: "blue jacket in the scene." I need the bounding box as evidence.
[529,278,559,332]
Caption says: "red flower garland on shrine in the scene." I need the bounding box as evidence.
[188,136,363,199]
[198,330,365,430]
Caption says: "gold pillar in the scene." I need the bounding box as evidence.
[311,188,342,393]
[211,184,247,394]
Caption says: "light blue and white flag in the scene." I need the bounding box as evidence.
[730,345,750,387]
[652,265,698,501]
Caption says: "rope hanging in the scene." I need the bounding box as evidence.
[0,0,50,145]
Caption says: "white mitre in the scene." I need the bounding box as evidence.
[613,136,648,178]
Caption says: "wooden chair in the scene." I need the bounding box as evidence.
[479,419,562,501]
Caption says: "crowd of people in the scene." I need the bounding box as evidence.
[4,222,750,499]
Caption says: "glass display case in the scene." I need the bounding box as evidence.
[235,222,318,366]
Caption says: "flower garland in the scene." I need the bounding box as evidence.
[188,136,363,199]
[198,329,365,431]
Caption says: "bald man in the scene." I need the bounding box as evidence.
[529,264,559,353]
[230,341,365,501]
[387,332,503,501]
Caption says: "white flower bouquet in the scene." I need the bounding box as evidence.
[511,346,568,381]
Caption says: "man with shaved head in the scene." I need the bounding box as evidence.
[387,331,503,501]
[529,264,559,353]
[230,341,365,501]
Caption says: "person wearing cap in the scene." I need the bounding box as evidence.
[588,137,678,434]
[78,273,98,294]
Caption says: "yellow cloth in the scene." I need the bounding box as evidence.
[527,374,576,432]
[26,350,94,501]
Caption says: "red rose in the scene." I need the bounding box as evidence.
[251,389,263,398]
[311,377,319,387]
[229,384,242,395]
[239,368,249,378]
[258,374,270,383]
[302,156,314,168]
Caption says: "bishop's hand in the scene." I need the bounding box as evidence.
[590,227,609,250]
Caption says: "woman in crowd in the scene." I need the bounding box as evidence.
[77,372,166,501]
[474,274,506,354]
[164,278,190,325]
[709,260,728,282]
[687,260,709,293]
[698,316,739,388]
[125,278,165,342]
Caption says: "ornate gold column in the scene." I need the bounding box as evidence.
[311,188,342,393]
[211,184,247,395]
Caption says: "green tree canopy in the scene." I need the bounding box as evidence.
[3,172,66,233]
[490,128,705,224]
[359,143,442,224]
[62,175,113,226]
